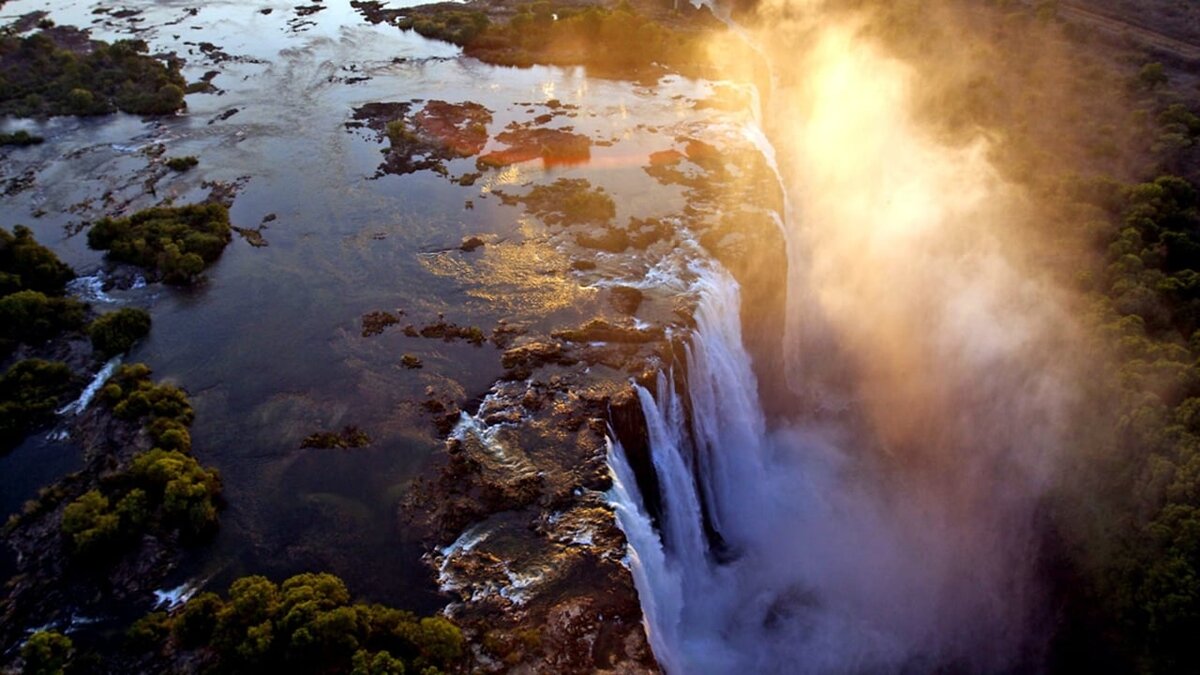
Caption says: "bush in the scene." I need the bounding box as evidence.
[0,359,76,451]
[88,307,151,356]
[0,130,44,146]
[143,572,465,673]
[87,203,231,285]
[128,448,222,536]
[0,290,87,346]
[127,611,171,649]
[100,363,193,424]
[61,490,121,557]
[166,155,198,171]
[0,32,186,117]
[20,630,72,675]
[0,225,75,296]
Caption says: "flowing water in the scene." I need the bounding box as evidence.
[0,0,751,611]
[608,2,1085,672]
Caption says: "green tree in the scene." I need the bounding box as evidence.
[88,307,152,356]
[20,630,72,675]
[61,489,120,556]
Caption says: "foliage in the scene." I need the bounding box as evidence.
[517,178,615,226]
[0,290,87,347]
[100,363,193,425]
[60,489,121,557]
[396,10,489,47]
[20,630,72,675]
[144,572,463,674]
[0,359,76,451]
[0,31,186,117]
[399,2,704,74]
[87,203,232,285]
[1052,166,1200,672]
[57,363,221,558]
[88,307,152,356]
[0,129,44,145]
[129,448,221,535]
[0,225,75,296]
[166,155,198,171]
[300,426,372,449]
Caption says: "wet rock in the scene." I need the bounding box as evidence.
[552,319,663,344]
[361,310,399,337]
[401,353,423,369]
[460,235,485,252]
[609,286,644,315]
[206,107,239,125]
[490,321,527,349]
[294,4,325,17]
[500,341,577,377]
[232,226,268,247]
[477,128,591,169]
[349,100,493,178]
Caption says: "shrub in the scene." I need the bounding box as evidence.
[0,32,187,117]
[61,490,121,557]
[0,359,76,451]
[0,290,87,346]
[142,572,464,673]
[166,155,198,171]
[0,225,75,296]
[128,448,222,536]
[20,630,72,675]
[87,203,232,285]
[88,307,152,356]
[0,130,44,146]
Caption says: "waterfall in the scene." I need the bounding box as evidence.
[57,356,121,417]
[607,261,1051,673]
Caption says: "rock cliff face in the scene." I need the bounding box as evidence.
[402,125,790,672]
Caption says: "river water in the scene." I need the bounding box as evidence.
[0,0,750,612]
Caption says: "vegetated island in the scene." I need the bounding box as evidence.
[87,203,233,285]
[352,0,727,77]
[0,27,186,117]
[1,225,153,451]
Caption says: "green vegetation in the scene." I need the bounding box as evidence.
[136,572,463,674]
[300,426,372,449]
[513,178,616,226]
[0,226,88,352]
[0,230,86,442]
[397,2,705,74]
[87,203,232,285]
[0,225,75,296]
[0,32,186,117]
[20,630,72,675]
[0,129,43,146]
[386,117,418,146]
[0,290,87,347]
[0,359,76,451]
[99,363,193,426]
[57,363,220,557]
[165,155,198,171]
[396,10,489,47]
[88,307,151,357]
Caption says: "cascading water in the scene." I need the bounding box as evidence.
[611,2,1085,671]
[608,261,1054,673]
[608,267,915,673]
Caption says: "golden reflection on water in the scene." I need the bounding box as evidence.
[419,235,594,315]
